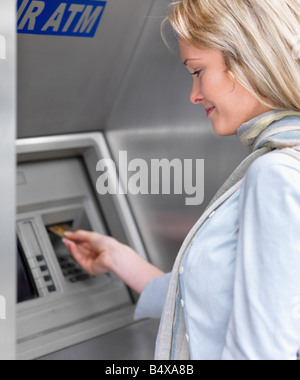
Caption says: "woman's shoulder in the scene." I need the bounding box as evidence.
[244,146,300,188]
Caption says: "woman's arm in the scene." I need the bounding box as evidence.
[222,153,300,360]
[63,230,164,294]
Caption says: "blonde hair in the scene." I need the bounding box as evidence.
[163,0,300,111]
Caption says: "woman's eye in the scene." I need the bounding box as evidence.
[192,70,202,78]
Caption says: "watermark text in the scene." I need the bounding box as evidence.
[96,152,205,206]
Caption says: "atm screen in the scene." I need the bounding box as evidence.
[17,241,39,303]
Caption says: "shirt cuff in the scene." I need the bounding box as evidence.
[134,273,171,320]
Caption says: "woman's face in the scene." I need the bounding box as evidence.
[179,40,273,136]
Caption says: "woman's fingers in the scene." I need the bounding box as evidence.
[63,239,93,274]
[63,239,80,262]
[64,230,110,254]
[63,237,91,257]
[63,231,115,276]
[64,230,94,243]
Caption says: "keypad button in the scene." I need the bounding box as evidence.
[58,255,90,283]
[36,255,44,262]
[70,274,90,283]
[47,285,56,293]
[61,263,74,269]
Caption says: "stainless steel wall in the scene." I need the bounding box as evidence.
[17,0,154,137]
[17,0,248,273]
[0,0,16,360]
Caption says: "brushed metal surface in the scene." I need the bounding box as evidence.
[107,129,248,272]
[16,133,148,262]
[17,0,154,138]
[38,319,160,360]
[0,0,16,360]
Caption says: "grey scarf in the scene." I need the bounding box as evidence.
[155,110,300,360]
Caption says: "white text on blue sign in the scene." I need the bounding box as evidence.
[17,0,107,38]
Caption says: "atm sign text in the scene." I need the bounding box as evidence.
[17,0,107,38]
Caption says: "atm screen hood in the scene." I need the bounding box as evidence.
[17,0,156,138]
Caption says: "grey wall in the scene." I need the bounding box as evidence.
[0,0,16,360]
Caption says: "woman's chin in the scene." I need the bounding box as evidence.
[212,122,237,137]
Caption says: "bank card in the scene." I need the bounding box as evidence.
[48,225,74,239]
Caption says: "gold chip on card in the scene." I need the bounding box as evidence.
[48,224,74,238]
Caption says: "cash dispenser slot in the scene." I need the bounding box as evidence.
[16,135,150,360]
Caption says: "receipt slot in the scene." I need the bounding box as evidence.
[16,134,150,360]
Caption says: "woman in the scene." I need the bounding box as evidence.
[64,0,300,360]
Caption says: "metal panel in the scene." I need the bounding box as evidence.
[107,130,248,272]
[38,319,160,360]
[16,133,149,262]
[16,133,151,359]
[17,0,154,138]
[0,0,16,360]
[106,0,249,271]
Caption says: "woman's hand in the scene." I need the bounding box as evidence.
[63,230,118,276]
[63,230,165,294]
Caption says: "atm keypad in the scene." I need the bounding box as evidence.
[46,223,92,284]
[58,256,91,283]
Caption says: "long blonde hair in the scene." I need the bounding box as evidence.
[163,0,300,111]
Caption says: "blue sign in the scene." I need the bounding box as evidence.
[17,0,107,38]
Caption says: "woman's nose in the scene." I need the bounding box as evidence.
[190,81,204,105]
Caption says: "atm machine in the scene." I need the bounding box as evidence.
[16,0,163,360]
[15,0,248,360]
[16,134,159,360]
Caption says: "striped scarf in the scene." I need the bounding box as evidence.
[155,110,300,360]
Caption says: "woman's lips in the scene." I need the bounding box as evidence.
[205,107,216,117]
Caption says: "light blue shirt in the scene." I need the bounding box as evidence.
[135,149,300,360]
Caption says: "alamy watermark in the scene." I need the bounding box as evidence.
[96,151,205,206]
